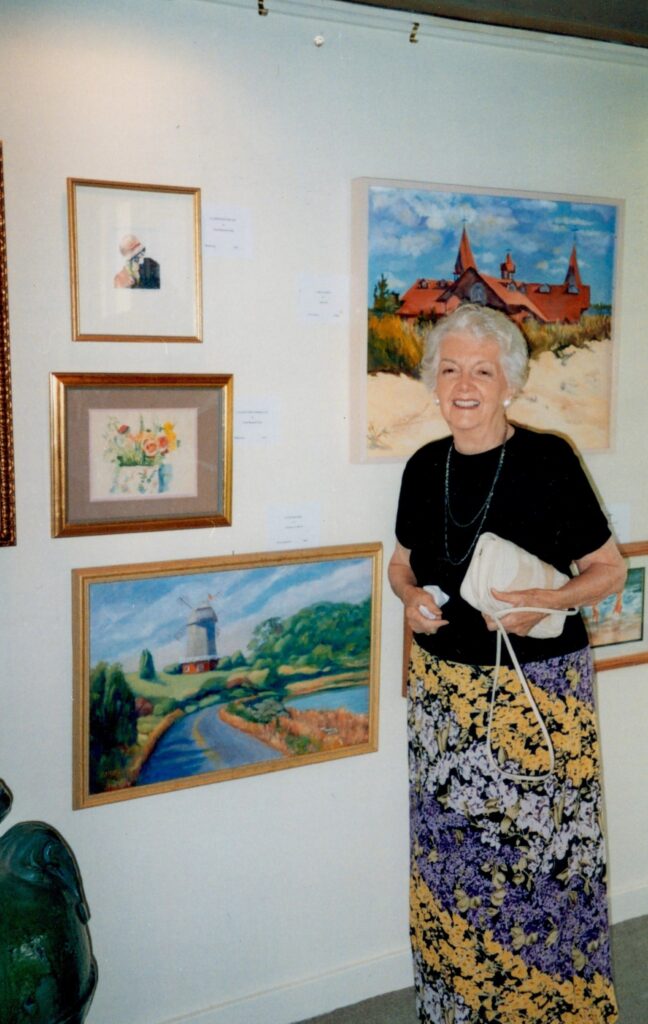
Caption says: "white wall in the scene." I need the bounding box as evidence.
[0,2,647,1022]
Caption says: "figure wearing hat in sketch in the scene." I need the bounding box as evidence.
[114,234,160,289]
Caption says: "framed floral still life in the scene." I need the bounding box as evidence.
[67,178,202,342]
[0,141,16,546]
[50,372,232,537]
[72,542,382,808]
[584,541,648,671]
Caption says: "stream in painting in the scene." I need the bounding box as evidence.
[136,685,369,786]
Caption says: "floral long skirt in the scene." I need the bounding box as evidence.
[408,640,618,1024]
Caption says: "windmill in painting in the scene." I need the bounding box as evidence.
[177,596,220,674]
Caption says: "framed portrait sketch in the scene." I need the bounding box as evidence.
[584,542,648,671]
[0,141,16,547]
[351,178,622,462]
[67,178,202,342]
[50,372,232,537]
[72,542,382,808]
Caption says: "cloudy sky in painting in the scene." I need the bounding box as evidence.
[89,557,373,671]
[366,185,619,308]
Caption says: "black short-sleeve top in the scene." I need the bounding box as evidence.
[395,426,611,666]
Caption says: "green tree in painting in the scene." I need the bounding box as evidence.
[372,273,400,314]
[248,617,284,655]
[139,648,157,680]
[89,661,138,793]
[246,600,371,674]
[218,649,247,671]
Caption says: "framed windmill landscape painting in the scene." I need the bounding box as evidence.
[72,543,382,808]
[351,178,622,461]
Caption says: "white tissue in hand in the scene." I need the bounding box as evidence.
[418,605,438,620]
[423,584,449,607]
[418,584,449,620]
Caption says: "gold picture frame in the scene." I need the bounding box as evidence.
[0,141,16,547]
[50,372,232,537]
[67,177,202,342]
[587,542,648,672]
[72,543,382,808]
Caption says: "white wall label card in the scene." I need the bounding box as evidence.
[266,502,321,549]
[234,398,279,443]
[203,203,253,258]
[297,273,348,324]
[606,502,631,544]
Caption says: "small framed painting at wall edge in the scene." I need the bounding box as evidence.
[586,541,648,672]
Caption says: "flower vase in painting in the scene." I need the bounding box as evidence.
[104,416,179,497]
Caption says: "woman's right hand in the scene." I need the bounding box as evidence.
[388,541,449,634]
[402,584,449,635]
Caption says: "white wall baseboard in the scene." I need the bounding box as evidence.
[611,884,648,924]
[161,948,413,1024]
[160,886,648,1024]
[151,885,646,1024]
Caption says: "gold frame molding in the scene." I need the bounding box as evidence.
[0,141,16,547]
[50,372,232,537]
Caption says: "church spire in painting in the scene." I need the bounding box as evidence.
[398,225,590,325]
[500,252,516,280]
[454,225,477,278]
[564,243,583,293]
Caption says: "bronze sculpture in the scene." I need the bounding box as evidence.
[0,779,97,1023]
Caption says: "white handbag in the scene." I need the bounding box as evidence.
[460,532,578,784]
[460,531,571,639]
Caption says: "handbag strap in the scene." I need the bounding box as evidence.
[486,606,578,784]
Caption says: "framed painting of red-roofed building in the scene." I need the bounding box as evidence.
[351,178,622,462]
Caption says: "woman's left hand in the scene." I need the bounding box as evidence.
[482,587,556,637]
[482,538,627,637]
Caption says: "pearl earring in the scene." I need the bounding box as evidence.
[503,398,512,408]
[433,397,440,406]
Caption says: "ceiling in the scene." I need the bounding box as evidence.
[335,0,648,48]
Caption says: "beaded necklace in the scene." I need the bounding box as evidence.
[443,428,508,566]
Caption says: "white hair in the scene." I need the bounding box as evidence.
[420,304,530,393]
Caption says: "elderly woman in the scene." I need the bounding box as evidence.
[388,304,625,1024]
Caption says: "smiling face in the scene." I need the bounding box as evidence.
[434,331,514,452]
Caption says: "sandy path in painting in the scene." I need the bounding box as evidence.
[366,339,612,458]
